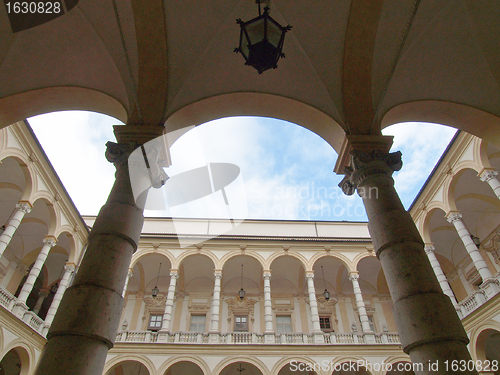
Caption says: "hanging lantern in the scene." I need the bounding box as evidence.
[239,264,246,299]
[234,2,292,74]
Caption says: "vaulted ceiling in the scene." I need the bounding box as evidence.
[1,0,500,150]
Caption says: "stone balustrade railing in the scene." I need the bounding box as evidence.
[456,273,500,319]
[115,330,402,345]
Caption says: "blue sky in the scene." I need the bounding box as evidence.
[28,112,457,221]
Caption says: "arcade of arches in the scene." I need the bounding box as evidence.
[2,2,500,373]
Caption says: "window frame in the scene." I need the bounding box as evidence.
[147,313,163,331]
[234,315,249,332]
[189,314,207,332]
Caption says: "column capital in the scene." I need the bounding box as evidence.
[214,270,222,279]
[105,142,137,168]
[424,245,435,254]
[348,271,359,281]
[170,270,179,279]
[64,263,76,273]
[263,270,271,279]
[113,124,166,145]
[305,271,315,279]
[479,169,499,182]
[43,236,57,247]
[127,268,134,277]
[338,150,402,196]
[16,201,32,214]
[446,212,463,223]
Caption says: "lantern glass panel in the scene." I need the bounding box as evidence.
[239,29,249,59]
[266,19,282,47]
[245,18,265,44]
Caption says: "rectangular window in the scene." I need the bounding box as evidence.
[319,316,332,332]
[189,314,206,332]
[148,314,163,331]
[276,315,292,333]
[234,315,248,331]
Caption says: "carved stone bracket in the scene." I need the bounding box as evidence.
[339,150,402,196]
[225,296,258,324]
[105,142,136,168]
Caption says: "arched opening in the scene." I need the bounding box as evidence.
[331,361,371,375]
[278,362,318,375]
[385,361,415,375]
[218,361,263,375]
[476,328,500,374]
[105,360,150,375]
[164,361,205,375]
[0,347,30,375]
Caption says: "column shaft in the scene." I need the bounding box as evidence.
[161,270,179,332]
[305,273,322,333]
[447,213,492,281]
[34,142,149,375]
[18,237,56,303]
[122,269,134,297]
[44,264,75,329]
[425,245,458,306]
[0,202,32,257]
[209,271,222,332]
[340,150,475,374]
[480,170,500,200]
[349,272,372,332]
[263,271,273,333]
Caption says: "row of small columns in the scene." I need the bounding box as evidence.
[0,202,77,333]
[421,168,500,310]
[122,268,375,341]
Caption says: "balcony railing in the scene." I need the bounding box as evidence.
[115,330,402,345]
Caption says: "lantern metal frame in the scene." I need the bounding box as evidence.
[321,265,330,301]
[239,264,246,299]
[152,262,162,298]
[234,2,292,74]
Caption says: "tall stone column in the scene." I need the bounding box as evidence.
[425,245,458,306]
[446,212,493,281]
[209,270,222,332]
[122,268,134,297]
[18,236,57,303]
[339,149,475,374]
[34,140,153,375]
[0,202,32,257]
[348,272,372,332]
[480,170,500,200]
[43,264,75,335]
[305,272,324,343]
[263,271,274,342]
[161,270,179,333]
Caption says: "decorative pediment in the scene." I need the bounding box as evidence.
[141,294,166,322]
[225,296,257,324]
[316,296,337,314]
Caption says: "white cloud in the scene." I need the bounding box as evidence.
[28,111,119,215]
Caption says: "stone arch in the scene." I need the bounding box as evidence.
[0,341,34,375]
[351,252,377,271]
[380,100,500,148]
[29,196,57,236]
[0,154,33,201]
[446,167,483,213]
[157,356,210,375]
[330,357,373,375]
[131,248,175,270]
[271,356,322,375]
[469,321,500,361]
[267,251,308,271]
[164,92,345,153]
[219,250,266,271]
[174,249,218,270]
[213,356,269,375]
[421,206,447,243]
[0,87,127,130]
[309,252,354,273]
[53,230,76,263]
[103,355,155,375]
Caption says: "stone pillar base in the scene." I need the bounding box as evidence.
[208,332,220,343]
[363,333,376,344]
[264,333,275,344]
[481,279,500,299]
[12,301,28,319]
[156,331,170,343]
[313,332,325,344]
